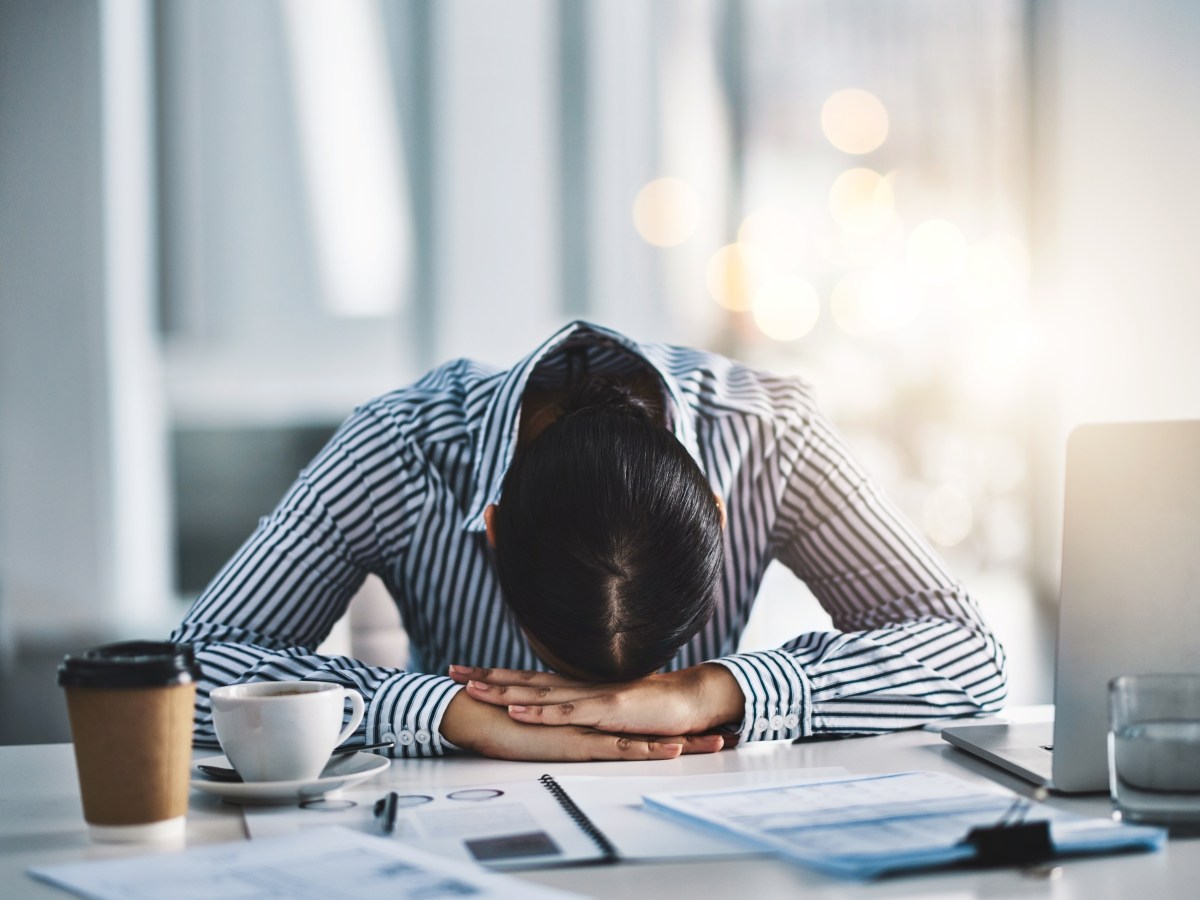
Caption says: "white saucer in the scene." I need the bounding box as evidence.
[190,752,390,805]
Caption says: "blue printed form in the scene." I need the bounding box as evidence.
[643,771,1166,879]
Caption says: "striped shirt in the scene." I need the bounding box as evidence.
[172,320,1007,757]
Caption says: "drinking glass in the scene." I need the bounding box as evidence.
[1108,673,1200,831]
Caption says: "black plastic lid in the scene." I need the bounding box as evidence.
[57,641,201,689]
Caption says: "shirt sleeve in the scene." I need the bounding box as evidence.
[710,396,1008,743]
[169,404,463,759]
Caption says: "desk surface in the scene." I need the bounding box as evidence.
[2,718,1197,899]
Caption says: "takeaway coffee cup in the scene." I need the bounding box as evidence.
[210,682,365,783]
[57,641,200,843]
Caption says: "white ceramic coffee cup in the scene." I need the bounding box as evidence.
[210,682,365,783]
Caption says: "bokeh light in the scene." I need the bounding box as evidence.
[982,318,1038,373]
[829,168,895,235]
[963,233,1031,307]
[830,268,923,336]
[752,276,821,341]
[922,484,974,547]
[905,219,967,284]
[821,88,890,155]
[983,435,1028,493]
[738,207,809,273]
[958,314,1042,408]
[705,243,771,311]
[632,177,700,247]
[830,273,874,337]
[815,218,905,270]
[883,169,904,208]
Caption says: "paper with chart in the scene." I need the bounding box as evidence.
[546,767,846,859]
[242,767,847,866]
[643,770,1166,879]
[246,776,609,869]
[29,826,582,900]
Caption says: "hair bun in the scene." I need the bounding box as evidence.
[562,377,655,421]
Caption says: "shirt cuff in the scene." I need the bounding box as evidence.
[367,673,464,758]
[710,649,811,742]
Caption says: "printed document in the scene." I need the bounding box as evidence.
[29,826,582,899]
[242,766,846,868]
[644,770,1166,878]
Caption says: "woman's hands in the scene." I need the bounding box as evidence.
[440,663,745,761]
[438,690,728,762]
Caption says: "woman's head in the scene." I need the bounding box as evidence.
[488,378,724,681]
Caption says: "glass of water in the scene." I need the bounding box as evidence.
[1108,673,1200,831]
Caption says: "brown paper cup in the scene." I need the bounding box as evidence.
[58,641,200,843]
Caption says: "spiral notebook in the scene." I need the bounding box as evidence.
[242,767,846,870]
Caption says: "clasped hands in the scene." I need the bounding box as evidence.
[439,663,746,762]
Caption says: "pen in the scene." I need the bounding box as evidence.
[374,791,399,835]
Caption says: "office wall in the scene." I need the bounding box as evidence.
[0,0,170,648]
[1029,0,1200,591]
[1038,0,1200,425]
[0,1,109,646]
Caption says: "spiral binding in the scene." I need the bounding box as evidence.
[539,773,619,862]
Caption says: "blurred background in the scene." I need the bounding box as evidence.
[2,0,1199,743]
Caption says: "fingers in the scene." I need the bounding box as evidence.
[449,665,583,688]
[505,699,603,727]
[463,679,601,708]
[454,689,715,763]
[623,732,723,754]
[576,732,684,762]
[512,702,724,756]
[574,731,724,760]
[681,733,726,754]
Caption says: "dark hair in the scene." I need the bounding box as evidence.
[492,378,724,681]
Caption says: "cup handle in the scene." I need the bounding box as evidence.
[336,690,366,746]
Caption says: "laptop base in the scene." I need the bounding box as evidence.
[941,722,1055,789]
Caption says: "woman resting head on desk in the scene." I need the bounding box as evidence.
[172,322,1008,762]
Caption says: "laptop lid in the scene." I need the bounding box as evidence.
[1050,420,1200,791]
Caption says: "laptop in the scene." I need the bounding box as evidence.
[942,420,1200,793]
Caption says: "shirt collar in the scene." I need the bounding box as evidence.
[462,320,700,532]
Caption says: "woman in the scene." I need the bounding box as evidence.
[172,320,1007,760]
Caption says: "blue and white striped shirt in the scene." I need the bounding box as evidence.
[173,320,1007,757]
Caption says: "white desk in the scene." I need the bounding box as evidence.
[2,722,1197,899]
